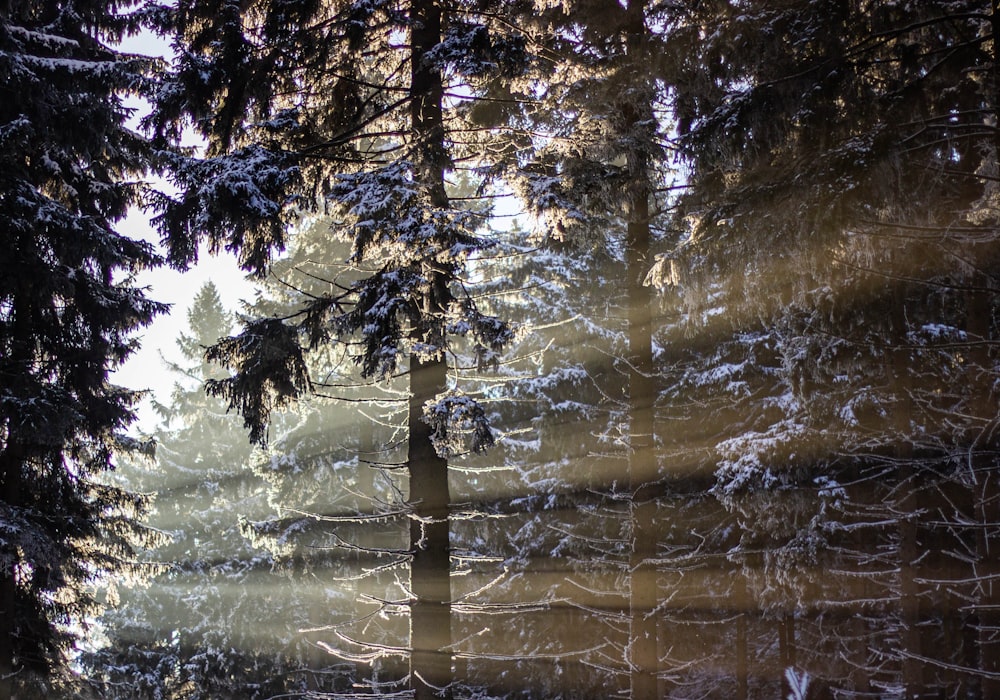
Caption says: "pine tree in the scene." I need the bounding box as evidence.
[234,221,414,692]
[0,2,164,695]
[85,282,364,699]
[654,1,1000,694]
[504,2,676,693]
[150,3,527,697]
[446,225,637,696]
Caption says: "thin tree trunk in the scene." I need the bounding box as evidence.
[975,7,1000,693]
[779,612,797,695]
[968,275,999,696]
[0,445,20,700]
[891,284,922,697]
[736,605,749,700]
[408,2,453,697]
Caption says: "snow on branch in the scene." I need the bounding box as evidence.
[205,318,312,445]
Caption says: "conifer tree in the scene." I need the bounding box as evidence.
[506,2,674,693]
[0,2,163,694]
[234,221,413,693]
[83,282,336,699]
[653,1,1000,694]
[150,3,526,697]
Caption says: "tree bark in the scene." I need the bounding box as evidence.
[408,2,453,697]
[891,284,922,697]
[409,355,452,700]
[968,274,999,696]
[975,6,1000,693]
[779,612,797,696]
[735,600,749,700]
[623,1,658,693]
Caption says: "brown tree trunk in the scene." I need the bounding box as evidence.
[891,284,922,697]
[735,595,749,700]
[975,6,1000,693]
[626,194,658,696]
[779,612,797,696]
[968,274,999,696]
[409,356,453,700]
[620,3,659,696]
[408,2,453,697]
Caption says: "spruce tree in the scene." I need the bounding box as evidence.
[84,282,332,699]
[234,221,413,692]
[654,1,1000,694]
[0,2,163,695]
[150,3,526,697]
[506,2,674,693]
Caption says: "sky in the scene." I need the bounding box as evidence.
[113,216,255,433]
[111,30,256,433]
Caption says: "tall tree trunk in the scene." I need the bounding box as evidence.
[969,275,999,695]
[779,612,797,695]
[735,592,749,700]
[623,2,658,694]
[975,7,1000,693]
[891,284,922,697]
[626,203,658,699]
[409,356,452,699]
[0,444,20,700]
[408,2,453,697]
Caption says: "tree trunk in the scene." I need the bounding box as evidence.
[975,6,1000,693]
[736,606,749,700]
[0,445,20,700]
[626,191,657,696]
[408,2,453,697]
[626,201,658,699]
[891,284,922,697]
[779,612,797,695]
[409,355,452,700]
[968,274,999,696]
[622,0,659,693]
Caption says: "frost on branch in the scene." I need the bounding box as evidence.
[714,419,808,501]
[205,318,311,446]
[425,21,528,78]
[329,161,512,378]
[330,160,480,261]
[511,168,596,241]
[448,299,515,372]
[151,145,300,276]
[424,392,495,457]
[785,667,811,700]
[334,267,417,379]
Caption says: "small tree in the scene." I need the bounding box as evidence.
[85,282,353,699]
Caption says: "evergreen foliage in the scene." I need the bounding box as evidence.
[654,1,1000,695]
[83,282,360,699]
[149,2,528,698]
[0,1,164,694]
[17,0,1000,696]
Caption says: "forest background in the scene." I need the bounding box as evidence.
[3,1,1000,699]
